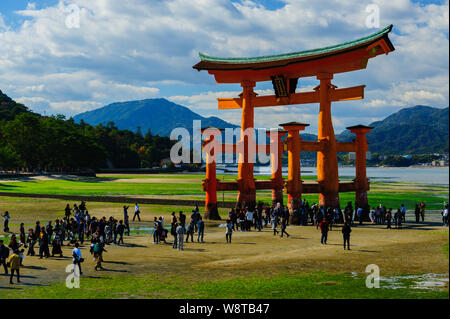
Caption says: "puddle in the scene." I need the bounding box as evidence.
[380,273,449,290]
[129,226,170,234]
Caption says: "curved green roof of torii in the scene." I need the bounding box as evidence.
[194,25,394,70]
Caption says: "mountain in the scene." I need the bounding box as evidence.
[0,90,34,121]
[73,98,237,136]
[336,105,449,154]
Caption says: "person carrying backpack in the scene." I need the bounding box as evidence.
[72,242,83,275]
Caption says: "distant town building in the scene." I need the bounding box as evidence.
[349,152,371,160]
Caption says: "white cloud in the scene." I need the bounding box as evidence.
[0,0,447,128]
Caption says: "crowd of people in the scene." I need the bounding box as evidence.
[0,201,138,284]
[1,198,447,285]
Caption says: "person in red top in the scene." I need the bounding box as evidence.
[319,219,329,245]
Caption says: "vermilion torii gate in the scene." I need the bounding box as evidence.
[194,25,395,220]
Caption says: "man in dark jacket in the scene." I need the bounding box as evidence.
[319,220,329,244]
[0,240,9,274]
[342,222,352,250]
[179,211,186,231]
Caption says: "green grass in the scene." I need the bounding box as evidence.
[443,243,449,259]
[0,174,447,211]
[1,271,447,299]
[0,180,202,196]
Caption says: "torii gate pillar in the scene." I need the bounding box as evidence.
[281,122,309,212]
[317,73,340,208]
[348,125,373,213]
[236,80,257,211]
[267,129,286,206]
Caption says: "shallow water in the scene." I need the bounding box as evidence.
[380,273,449,290]
[217,166,449,185]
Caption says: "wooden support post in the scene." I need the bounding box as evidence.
[316,73,340,208]
[348,125,373,219]
[267,130,286,206]
[237,80,256,211]
[202,135,221,220]
[281,122,309,212]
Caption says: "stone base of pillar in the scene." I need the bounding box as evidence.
[271,189,283,207]
[355,201,370,222]
[235,200,256,212]
[204,203,221,220]
[319,193,340,209]
[236,185,256,211]
[287,196,301,211]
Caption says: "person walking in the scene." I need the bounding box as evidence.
[133,203,141,221]
[2,211,10,232]
[342,222,351,250]
[280,217,290,238]
[116,220,125,245]
[123,205,129,220]
[7,250,21,284]
[39,226,50,259]
[179,211,186,231]
[185,221,195,243]
[419,201,426,222]
[124,216,130,236]
[93,241,106,271]
[394,209,402,229]
[197,216,205,243]
[65,204,72,219]
[272,211,279,235]
[386,209,392,229]
[245,209,253,232]
[72,242,83,275]
[171,213,178,249]
[153,217,160,244]
[19,223,26,245]
[319,219,329,245]
[414,204,420,223]
[400,204,406,222]
[176,223,184,251]
[357,207,363,225]
[0,240,9,275]
[225,219,233,243]
[26,229,36,256]
[442,204,449,226]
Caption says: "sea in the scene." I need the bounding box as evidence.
[216,166,449,185]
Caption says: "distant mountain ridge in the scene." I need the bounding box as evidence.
[73,100,448,155]
[73,98,237,137]
[336,105,449,154]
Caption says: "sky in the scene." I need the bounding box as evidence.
[0,0,448,134]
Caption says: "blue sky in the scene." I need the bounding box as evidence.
[0,0,448,133]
